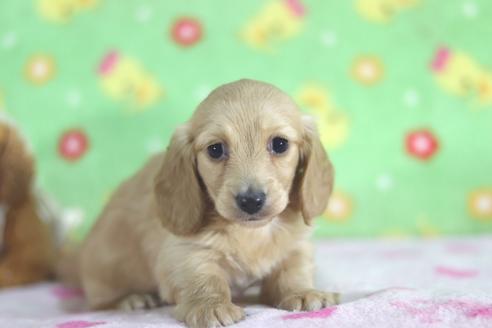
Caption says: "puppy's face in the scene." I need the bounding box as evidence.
[193,89,303,225]
[154,79,333,235]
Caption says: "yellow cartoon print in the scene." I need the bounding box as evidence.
[241,0,305,52]
[356,0,421,24]
[431,47,492,106]
[98,51,162,109]
[37,0,99,24]
[296,84,350,150]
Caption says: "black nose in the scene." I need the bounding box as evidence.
[235,190,266,215]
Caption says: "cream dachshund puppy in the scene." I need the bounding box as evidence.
[75,79,336,327]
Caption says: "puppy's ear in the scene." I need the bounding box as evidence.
[291,116,334,225]
[154,124,206,235]
[0,124,34,208]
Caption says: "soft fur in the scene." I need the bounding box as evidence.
[76,79,336,328]
[0,121,55,287]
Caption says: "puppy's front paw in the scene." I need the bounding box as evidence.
[278,290,338,312]
[118,293,161,311]
[175,301,245,328]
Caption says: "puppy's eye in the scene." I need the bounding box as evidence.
[270,137,289,154]
[207,143,226,159]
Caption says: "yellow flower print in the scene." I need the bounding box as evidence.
[24,54,56,85]
[324,191,353,222]
[468,189,492,221]
[351,55,384,85]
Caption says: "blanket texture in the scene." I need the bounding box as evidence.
[1,237,491,327]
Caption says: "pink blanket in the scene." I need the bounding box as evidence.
[1,237,491,327]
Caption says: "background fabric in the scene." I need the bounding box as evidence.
[0,0,491,240]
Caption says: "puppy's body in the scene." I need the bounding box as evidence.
[78,80,335,327]
[81,154,312,304]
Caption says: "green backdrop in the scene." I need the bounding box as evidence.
[1,0,491,240]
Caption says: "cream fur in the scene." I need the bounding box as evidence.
[77,79,336,328]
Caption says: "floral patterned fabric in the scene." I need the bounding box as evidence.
[0,0,491,239]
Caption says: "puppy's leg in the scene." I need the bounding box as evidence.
[161,262,244,328]
[117,292,161,311]
[260,242,338,311]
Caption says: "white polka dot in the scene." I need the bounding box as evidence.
[66,89,82,108]
[146,138,163,154]
[463,1,479,18]
[403,89,420,108]
[376,174,394,191]
[61,208,84,229]
[135,5,152,23]
[1,31,17,49]
[320,30,337,48]
[194,85,212,102]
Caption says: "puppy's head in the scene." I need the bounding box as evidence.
[154,79,333,235]
[0,122,34,208]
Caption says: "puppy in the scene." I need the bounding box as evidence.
[77,79,335,327]
[0,121,55,287]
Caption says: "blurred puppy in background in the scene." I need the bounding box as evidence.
[0,120,55,287]
[73,79,336,328]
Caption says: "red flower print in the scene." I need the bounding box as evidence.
[405,129,439,160]
[171,17,203,47]
[58,129,89,161]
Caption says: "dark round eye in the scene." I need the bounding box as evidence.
[271,137,289,154]
[207,143,225,159]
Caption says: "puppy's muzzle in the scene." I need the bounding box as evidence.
[235,189,266,215]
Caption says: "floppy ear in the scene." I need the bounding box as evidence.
[291,116,334,225]
[0,124,34,208]
[154,124,206,235]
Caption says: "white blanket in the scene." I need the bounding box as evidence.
[1,237,491,328]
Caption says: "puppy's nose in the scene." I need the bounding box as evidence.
[235,190,266,215]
